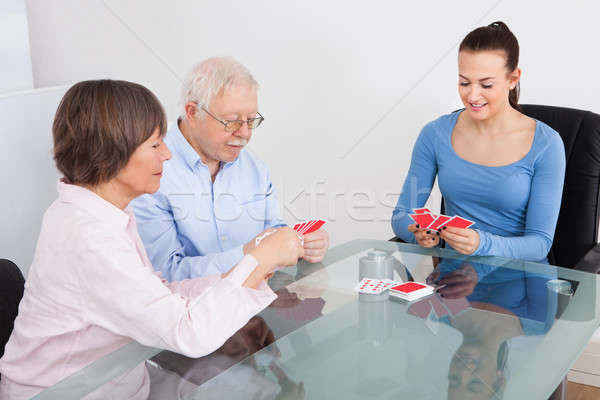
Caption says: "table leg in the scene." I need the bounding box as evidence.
[548,376,567,400]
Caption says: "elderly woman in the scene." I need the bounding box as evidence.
[0,80,303,399]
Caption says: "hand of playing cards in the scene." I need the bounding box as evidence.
[293,219,326,235]
[255,220,327,247]
[409,208,474,232]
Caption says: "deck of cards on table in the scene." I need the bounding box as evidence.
[409,208,475,231]
[389,282,435,301]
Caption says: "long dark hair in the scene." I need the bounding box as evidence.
[459,21,521,110]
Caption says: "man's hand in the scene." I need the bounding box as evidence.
[302,229,329,263]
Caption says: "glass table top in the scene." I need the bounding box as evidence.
[34,240,600,399]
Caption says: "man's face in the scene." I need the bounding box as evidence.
[189,84,258,164]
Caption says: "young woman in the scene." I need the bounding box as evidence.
[0,80,304,399]
[392,21,566,263]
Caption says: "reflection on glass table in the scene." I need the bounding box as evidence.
[34,240,599,400]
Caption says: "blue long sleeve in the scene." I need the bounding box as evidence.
[392,120,438,244]
[392,112,566,262]
[473,134,565,260]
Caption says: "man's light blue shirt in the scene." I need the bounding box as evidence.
[132,121,285,281]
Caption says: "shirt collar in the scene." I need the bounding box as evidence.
[168,119,242,173]
[57,180,132,231]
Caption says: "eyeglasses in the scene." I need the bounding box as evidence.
[201,106,264,132]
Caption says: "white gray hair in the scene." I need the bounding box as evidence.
[180,56,258,119]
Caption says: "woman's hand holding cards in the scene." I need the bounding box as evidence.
[440,226,480,255]
[408,208,477,252]
[408,223,440,248]
[252,227,304,268]
[243,227,304,288]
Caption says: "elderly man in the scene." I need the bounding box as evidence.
[132,57,329,281]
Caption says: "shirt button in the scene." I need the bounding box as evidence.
[221,235,227,241]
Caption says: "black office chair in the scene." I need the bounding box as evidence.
[391,104,600,273]
[0,259,25,360]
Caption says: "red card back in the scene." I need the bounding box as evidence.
[429,215,452,231]
[445,216,475,229]
[302,220,326,235]
[413,208,432,214]
[409,213,436,228]
[391,282,427,293]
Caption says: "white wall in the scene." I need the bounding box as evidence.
[0,0,33,93]
[0,87,66,276]
[6,0,600,274]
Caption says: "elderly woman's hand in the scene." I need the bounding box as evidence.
[250,227,304,272]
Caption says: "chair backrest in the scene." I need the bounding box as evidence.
[520,104,600,268]
[0,259,25,359]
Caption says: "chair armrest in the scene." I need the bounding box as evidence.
[574,243,600,274]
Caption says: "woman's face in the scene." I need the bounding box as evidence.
[114,128,171,198]
[458,50,520,120]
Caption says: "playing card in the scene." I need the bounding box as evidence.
[389,282,435,301]
[293,221,308,232]
[408,213,436,228]
[354,278,398,294]
[293,219,326,235]
[428,215,452,231]
[302,220,326,235]
[444,216,475,229]
[297,221,312,234]
[413,208,432,214]
[390,282,431,294]
[354,278,386,294]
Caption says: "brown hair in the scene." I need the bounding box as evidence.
[459,21,521,110]
[52,80,167,185]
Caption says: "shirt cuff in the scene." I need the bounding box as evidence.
[472,229,489,256]
[224,254,260,287]
[269,223,288,228]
